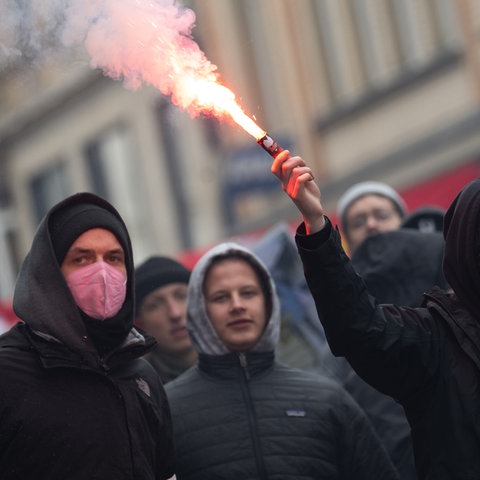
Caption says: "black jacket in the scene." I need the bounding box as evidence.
[296,216,480,480]
[167,351,398,480]
[0,193,174,480]
[320,228,448,480]
[166,242,399,480]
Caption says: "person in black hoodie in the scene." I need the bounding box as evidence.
[165,241,399,480]
[0,192,175,480]
[272,150,480,480]
[321,209,448,480]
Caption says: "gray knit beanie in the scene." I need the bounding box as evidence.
[337,181,408,233]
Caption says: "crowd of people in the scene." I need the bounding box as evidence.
[0,158,476,479]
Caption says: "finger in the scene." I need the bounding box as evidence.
[271,150,291,176]
[271,151,308,177]
[291,172,315,198]
[276,157,307,186]
[294,166,314,181]
[283,165,308,196]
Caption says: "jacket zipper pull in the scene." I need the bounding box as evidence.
[238,352,250,381]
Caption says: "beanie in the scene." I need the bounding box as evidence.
[337,181,408,233]
[135,256,191,311]
[402,205,445,233]
[49,202,130,265]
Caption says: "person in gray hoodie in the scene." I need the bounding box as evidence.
[165,241,399,480]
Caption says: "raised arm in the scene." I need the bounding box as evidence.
[270,149,436,402]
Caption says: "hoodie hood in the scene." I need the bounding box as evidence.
[12,192,136,364]
[186,242,281,356]
[443,178,480,318]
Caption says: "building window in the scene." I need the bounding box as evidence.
[313,0,461,109]
[84,122,141,214]
[83,122,150,254]
[311,0,462,131]
[313,0,364,103]
[29,161,69,224]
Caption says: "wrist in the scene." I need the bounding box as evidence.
[305,215,326,235]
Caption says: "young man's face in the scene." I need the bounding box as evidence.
[60,228,126,277]
[137,283,191,356]
[203,258,267,352]
[344,194,403,253]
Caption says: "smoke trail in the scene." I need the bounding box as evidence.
[62,0,223,116]
[1,0,262,134]
[2,0,222,117]
[1,0,69,67]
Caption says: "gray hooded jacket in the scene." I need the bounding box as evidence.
[166,242,398,480]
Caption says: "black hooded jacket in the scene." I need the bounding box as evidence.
[320,228,448,480]
[295,178,480,480]
[0,193,174,480]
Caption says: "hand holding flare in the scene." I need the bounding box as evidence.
[271,150,325,235]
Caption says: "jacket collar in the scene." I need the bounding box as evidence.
[198,350,274,380]
[7,323,156,371]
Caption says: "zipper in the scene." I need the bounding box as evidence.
[238,352,250,380]
[237,352,267,479]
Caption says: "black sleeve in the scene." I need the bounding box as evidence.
[294,217,440,400]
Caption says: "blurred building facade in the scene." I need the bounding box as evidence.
[1,0,480,300]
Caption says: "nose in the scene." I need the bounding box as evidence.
[167,299,185,320]
[365,213,379,229]
[230,292,245,311]
[364,214,382,233]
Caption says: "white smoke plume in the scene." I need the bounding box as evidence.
[1,0,224,117]
[1,0,68,66]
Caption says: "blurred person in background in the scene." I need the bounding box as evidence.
[0,192,174,480]
[337,181,408,255]
[272,150,480,480]
[135,256,197,383]
[401,205,445,233]
[165,241,399,480]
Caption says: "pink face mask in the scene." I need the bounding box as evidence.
[66,261,127,320]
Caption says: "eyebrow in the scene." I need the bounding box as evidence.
[67,247,94,255]
[67,247,124,256]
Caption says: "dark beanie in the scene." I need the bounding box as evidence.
[49,202,130,264]
[135,256,191,311]
[402,205,445,233]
